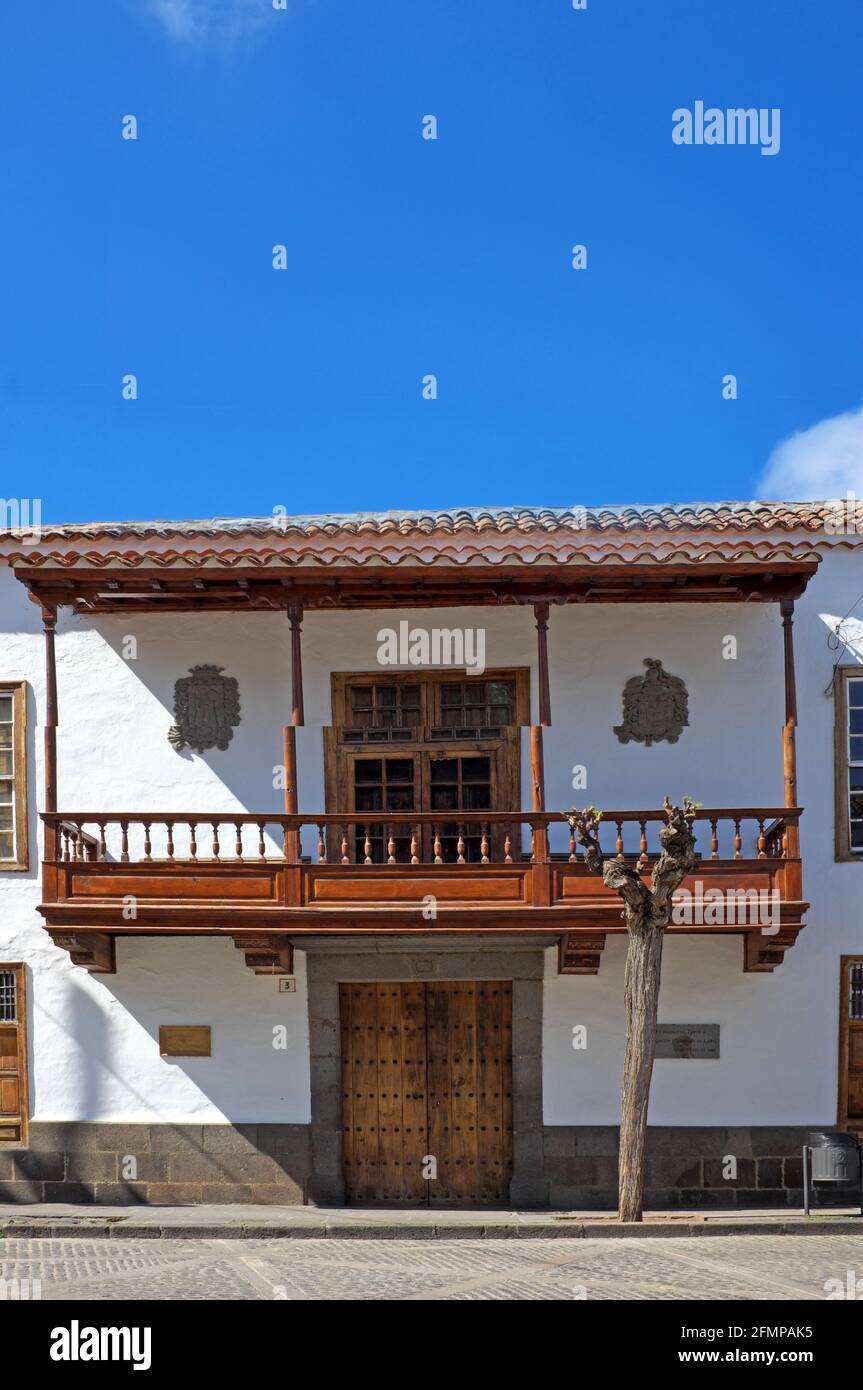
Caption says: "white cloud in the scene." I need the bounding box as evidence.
[758,404,863,500]
[147,0,272,43]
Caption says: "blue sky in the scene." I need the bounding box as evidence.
[2,0,862,523]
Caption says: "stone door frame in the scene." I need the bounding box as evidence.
[301,936,550,1207]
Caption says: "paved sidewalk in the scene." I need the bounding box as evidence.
[0,1202,860,1239]
[4,1231,862,1299]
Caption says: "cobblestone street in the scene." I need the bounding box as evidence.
[2,1233,861,1301]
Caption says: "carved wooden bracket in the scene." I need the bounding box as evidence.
[743,928,800,973]
[558,931,606,975]
[48,930,116,974]
[231,933,294,975]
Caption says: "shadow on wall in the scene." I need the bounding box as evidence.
[61,612,293,820]
[32,942,311,1202]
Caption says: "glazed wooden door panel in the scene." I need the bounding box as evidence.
[0,964,27,1145]
[340,983,428,1202]
[839,957,863,1130]
[848,1028,863,1122]
[340,980,513,1205]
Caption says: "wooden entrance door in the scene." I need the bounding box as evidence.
[839,956,863,1130]
[0,964,28,1145]
[340,981,513,1204]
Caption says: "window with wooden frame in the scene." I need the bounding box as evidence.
[325,670,529,862]
[0,964,28,1144]
[834,667,863,860]
[331,670,529,743]
[0,682,28,871]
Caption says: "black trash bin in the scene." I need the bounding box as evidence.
[803,1131,863,1215]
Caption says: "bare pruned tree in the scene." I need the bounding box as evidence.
[565,797,698,1221]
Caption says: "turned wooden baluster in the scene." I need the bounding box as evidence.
[433,828,443,865]
[782,824,788,858]
[756,818,767,859]
[480,825,490,864]
[387,828,396,864]
[258,821,267,860]
[61,826,70,861]
[363,828,372,864]
[341,829,350,864]
[456,826,466,864]
[120,819,129,863]
[98,821,107,862]
[165,819,175,861]
[568,828,577,863]
[235,822,244,860]
[212,821,221,860]
[733,818,742,860]
[315,824,325,863]
[189,820,198,859]
[504,832,513,864]
[709,817,719,860]
[529,825,535,862]
[637,820,648,870]
[410,828,419,865]
[141,822,151,862]
[615,820,625,861]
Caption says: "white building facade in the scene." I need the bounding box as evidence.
[0,503,860,1208]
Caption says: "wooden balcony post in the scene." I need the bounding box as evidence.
[283,604,304,863]
[780,597,801,881]
[533,601,551,727]
[530,601,551,869]
[42,605,58,865]
[289,603,304,728]
[530,724,545,814]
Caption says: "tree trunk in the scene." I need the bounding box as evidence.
[619,918,664,1222]
[565,799,698,1224]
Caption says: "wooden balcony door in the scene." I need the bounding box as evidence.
[340,981,513,1205]
[324,669,527,863]
[342,748,510,862]
[839,956,863,1130]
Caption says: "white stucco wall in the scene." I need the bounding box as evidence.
[0,544,860,1126]
[543,546,863,1124]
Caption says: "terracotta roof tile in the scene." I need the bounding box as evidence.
[0,501,836,542]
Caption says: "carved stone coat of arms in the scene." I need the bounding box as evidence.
[168,665,241,754]
[613,658,689,746]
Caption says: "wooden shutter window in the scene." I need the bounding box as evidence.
[0,682,28,871]
[0,964,28,1144]
[834,670,863,860]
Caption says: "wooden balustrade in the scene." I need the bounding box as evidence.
[44,807,802,868]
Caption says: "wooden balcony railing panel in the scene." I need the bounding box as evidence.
[43,807,801,868]
[38,807,803,931]
[38,807,806,972]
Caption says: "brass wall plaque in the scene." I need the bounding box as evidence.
[655,1023,719,1059]
[159,1025,212,1057]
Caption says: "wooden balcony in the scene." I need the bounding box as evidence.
[39,807,807,976]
